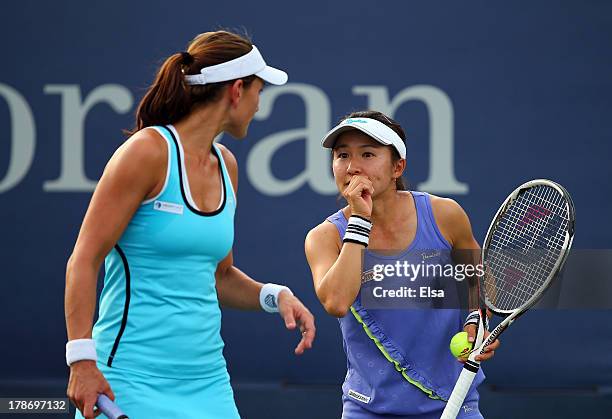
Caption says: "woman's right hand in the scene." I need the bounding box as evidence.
[343,175,374,219]
[67,361,115,419]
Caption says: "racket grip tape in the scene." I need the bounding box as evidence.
[440,366,479,419]
[96,394,128,419]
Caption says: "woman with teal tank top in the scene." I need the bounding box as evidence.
[64,31,316,419]
[304,111,501,418]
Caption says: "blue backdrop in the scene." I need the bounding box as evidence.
[1,1,611,418]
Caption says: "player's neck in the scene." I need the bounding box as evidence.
[173,105,226,156]
[370,189,411,227]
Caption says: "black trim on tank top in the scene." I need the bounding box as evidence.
[162,125,227,216]
[107,244,131,367]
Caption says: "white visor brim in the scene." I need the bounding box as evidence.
[255,65,288,85]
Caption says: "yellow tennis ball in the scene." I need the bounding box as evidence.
[449,332,473,358]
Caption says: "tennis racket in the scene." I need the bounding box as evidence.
[96,394,128,419]
[440,179,575,419]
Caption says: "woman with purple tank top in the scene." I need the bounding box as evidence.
[304,111,500,419]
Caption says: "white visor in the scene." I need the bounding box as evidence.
[184,45,288,86]
[321,117,406,159]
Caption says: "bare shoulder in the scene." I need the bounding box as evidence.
[111,127,167,169]
[429,194,467,222]
[215,142,238,189]
[97,127,169,202]
[307,220,341,242]
[429,194,474,247]
[305,220,342,252]
[216,143,238,170]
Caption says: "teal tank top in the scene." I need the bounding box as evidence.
[92,125,236,379]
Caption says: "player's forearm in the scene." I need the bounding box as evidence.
[316,243,363,317]
[215,265,263,310]
[64,255,100,340]
[452,247,482,312]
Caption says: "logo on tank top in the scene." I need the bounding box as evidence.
[421,250,441,260]
[347,389,371,404]
[462,404,474,413]
[361,269,375,284]
[153,200,184,215]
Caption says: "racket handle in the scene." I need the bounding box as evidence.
[96,394,128,419]
[440,364,479,419]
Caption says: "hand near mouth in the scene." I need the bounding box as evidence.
[343,175,374,219]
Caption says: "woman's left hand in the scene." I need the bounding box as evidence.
[277,291,316,355]
[462,324,501,362]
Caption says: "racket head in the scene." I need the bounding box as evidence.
[481,179,576,316]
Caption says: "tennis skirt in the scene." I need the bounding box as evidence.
[74,362,240,419]
[342,398,483,419]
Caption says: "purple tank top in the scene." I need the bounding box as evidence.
[326,191,485,417]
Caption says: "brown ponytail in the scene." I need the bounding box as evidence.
[129,31,257,134]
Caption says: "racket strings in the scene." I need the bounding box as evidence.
[484,185,569,311]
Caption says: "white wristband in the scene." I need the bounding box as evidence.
[464,310,480,327]
[260,283,293,313]
[66,339,97,366]
[343,215,373,247]
[464,309,489,330]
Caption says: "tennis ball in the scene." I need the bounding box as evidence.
[449,332,473,358]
